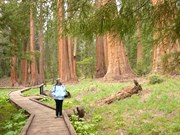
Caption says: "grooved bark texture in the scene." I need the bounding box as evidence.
[30,6,38,85]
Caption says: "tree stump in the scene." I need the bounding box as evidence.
[99,80,142,105]
[64,106,85,119]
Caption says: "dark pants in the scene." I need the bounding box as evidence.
[54,99,63,117]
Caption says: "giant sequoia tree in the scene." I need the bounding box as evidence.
[152,0,180,74]
[0,0,179,85]
[101,0,135,80]
[57,0,77,82]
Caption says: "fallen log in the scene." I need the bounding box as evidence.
[99,80,142,105]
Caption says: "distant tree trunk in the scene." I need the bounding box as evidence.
[39,0,44,83]
[73,37,77,79]
[21,41,28,86]
[11,55,18,86]
[30,5,37,85]
[68,37,77,81]
[11,39,18,86]
[67,1,77,82]
[95,36,107,78]
[10,36,18,86]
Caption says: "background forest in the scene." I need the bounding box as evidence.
[0,0,180,86]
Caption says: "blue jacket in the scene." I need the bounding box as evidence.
[52,85,66,100]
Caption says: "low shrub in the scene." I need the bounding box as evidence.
[149,74,163,84]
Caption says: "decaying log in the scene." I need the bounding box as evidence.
[99,80,142,104]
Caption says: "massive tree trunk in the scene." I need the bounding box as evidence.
[151,0,178,73]
[95,36,107,78]
[39,0,44,84]
[104,33,135,80]
[30,5,38,85]
[101,0,135,81]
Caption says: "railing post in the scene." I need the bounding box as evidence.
[39,83,44,95]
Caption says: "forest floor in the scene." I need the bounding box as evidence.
[0,77,11,87]
[22,77,180,135]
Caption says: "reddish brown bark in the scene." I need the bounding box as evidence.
[30,6,37,85]
[11,55,18,86]
[67,37,77,81]
[151,0,177,73]
[95,0,108,78]
[119,40,135,78]
[57,0,66,81]
[101,0,135,81]
[21,41,28,86]
[95,36,107,78]
[103,35,108,70]
[39,1,44,84]
[11,38,18,87]
[73,37,77,79]
[57,0,77,82]
[98,80,142,105]
[103,33,135,81]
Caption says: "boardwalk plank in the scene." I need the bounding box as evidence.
[9,89,71,135]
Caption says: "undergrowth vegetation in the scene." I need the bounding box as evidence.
[0,89,28,135]
[22,77,180,135]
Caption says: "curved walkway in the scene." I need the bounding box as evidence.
[9,88,75,135]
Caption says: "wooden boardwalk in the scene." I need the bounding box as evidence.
[9,88,75,135]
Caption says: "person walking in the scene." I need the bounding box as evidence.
[52,78,66,118]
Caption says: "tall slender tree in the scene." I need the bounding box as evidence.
[21,40,28,86]
[30,1,38,85]
[57,0,67,81]
[11,39,18,86]
[39,0,44,83]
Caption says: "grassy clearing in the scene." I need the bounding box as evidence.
[22,88,40,96]
[22,77,180,135]
[0,89,28,135]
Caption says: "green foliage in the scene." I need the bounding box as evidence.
[22,88,40,97]
[25,78,180,135]
[76,38,96,78]
[70,115,96,135]
[134,61,150,76]
[149,74,163,84]
[162,51,180,74]
[0,89,27,134]
[2,109,27,135]
[40,96,51,102]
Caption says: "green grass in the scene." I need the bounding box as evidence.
[22,88,40,96]
[22,77,180,135]
[0,89,28,135]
